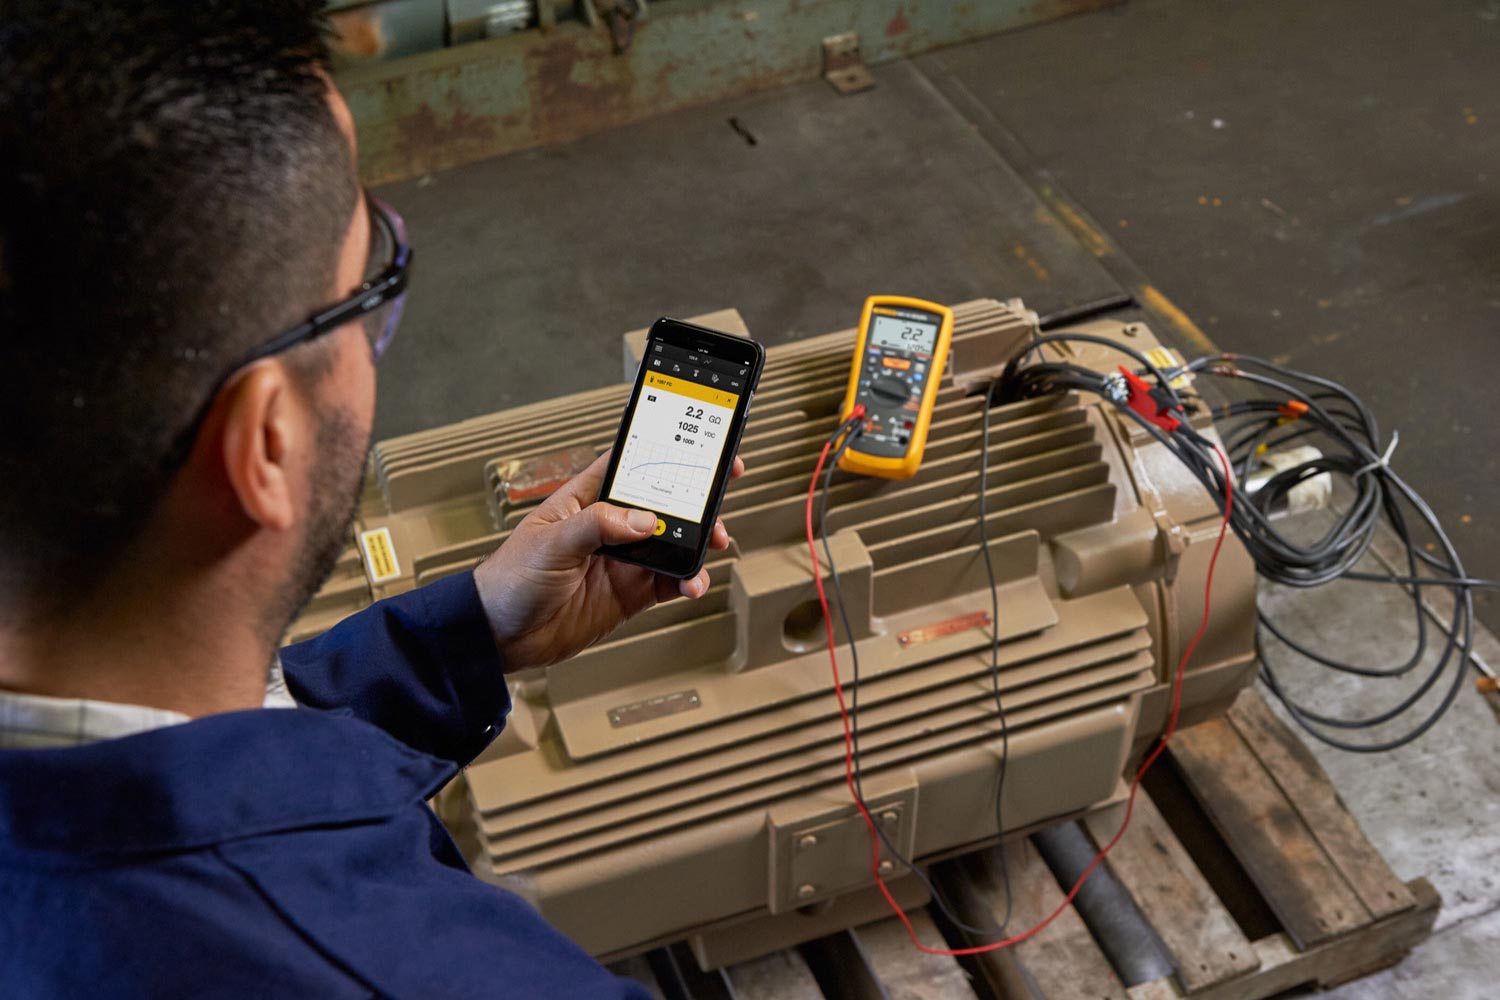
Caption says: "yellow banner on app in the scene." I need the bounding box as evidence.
[645,371,740,409]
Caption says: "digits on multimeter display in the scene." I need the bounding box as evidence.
[867,315,938,353]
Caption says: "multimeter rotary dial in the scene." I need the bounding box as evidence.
[869,374,912,405]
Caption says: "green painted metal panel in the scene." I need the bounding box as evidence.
[337,0,1119,184]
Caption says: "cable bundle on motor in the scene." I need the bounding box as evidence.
[995,337,1496,752]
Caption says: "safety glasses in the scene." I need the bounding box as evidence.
[163,193,412,471]
[237,191,411,367]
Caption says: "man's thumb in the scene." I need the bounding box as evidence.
[566,502,657,553]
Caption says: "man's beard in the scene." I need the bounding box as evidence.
[264,405,372,644]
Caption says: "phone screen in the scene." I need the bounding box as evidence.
[607,339,752,551]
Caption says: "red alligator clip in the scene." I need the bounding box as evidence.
[1119,366,1182,433]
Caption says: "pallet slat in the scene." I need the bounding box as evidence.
[1167,716,1370,948]
[723,949,823,999]
[1223,692,1416,920]
[852,911,980,1000]
[964,841,1129,999]
[1082,792,1260,992]
[1128,880,1439,1000]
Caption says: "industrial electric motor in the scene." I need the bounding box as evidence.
[290,298,1257,963]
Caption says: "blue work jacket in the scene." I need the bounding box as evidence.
[0,573,650,998]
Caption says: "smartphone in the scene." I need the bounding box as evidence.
[597,318,765,578]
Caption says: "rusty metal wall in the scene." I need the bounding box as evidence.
[333,0,1121,184]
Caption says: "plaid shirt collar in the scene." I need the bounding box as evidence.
[0,658,299,750]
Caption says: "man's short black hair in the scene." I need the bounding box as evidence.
[0,1,358,609]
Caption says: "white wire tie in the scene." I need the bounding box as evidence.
[1354,430,1399,478]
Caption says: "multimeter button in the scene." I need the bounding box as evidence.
[653,518,667,536]
[881,357,913,371]
[870,374,911,404]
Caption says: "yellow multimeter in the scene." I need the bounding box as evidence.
[838,295,955,479]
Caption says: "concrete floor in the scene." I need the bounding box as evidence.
[1259,534,1500,997]
[371,59,1118,431]
[917,0,1499,632]
[370,0,1500,992]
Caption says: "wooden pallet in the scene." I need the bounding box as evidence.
[620,689,1439,999]
[944,690,1439,1000]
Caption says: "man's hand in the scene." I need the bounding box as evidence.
[472,451,744,671]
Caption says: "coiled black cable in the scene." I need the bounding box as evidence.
[993,340,1493,752]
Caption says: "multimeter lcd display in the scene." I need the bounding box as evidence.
[868,315,938,354]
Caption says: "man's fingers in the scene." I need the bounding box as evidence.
[730,455,745,480]
[708,519,730,550]
[653,573,682,605]
[677,569,710,599]
[547,450,612,511]
[557,501,656,556]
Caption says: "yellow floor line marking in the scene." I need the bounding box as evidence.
[1139,284,1219,354]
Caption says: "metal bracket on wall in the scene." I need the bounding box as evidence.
[822,32,875,95]
[589,0,648,52]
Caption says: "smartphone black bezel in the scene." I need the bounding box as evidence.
[597,318,764,578]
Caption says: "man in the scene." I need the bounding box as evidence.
[0,3,734,995]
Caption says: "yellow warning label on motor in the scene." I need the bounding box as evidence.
[359,526,401,584]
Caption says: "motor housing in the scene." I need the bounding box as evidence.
[291,298,1258,963]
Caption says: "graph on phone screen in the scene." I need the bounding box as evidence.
[609,370,739,523]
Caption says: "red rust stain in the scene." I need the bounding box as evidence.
[650,59,678,93]
[329,10,384,59]
[525,37,640,135]
[394,103,498,170]
[886,7,911,38]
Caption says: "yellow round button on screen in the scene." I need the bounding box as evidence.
[653,518,667,536]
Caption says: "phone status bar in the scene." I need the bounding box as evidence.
[647,341,749,393]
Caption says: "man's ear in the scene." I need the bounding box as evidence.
[218,364,304,532]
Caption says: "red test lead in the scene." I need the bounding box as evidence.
[805,425,1234,956]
